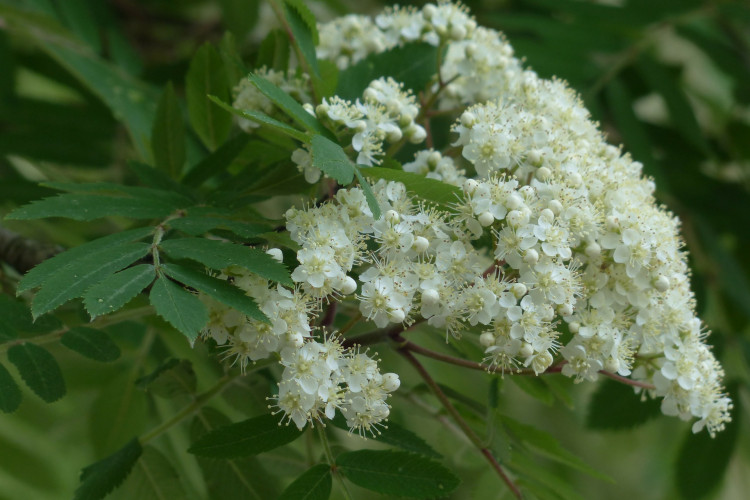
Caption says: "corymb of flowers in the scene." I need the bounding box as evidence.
[216,1,732,438]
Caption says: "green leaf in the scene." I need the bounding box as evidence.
[186,43,232,150]
[90,370,148,457]
[310,134,355,184]
[0,295,61,335]
[74,438,143,500]
[31,242,151,318]
[169,215,269,239]
[586,378,661,430]
[188,413,304,458]
[182,132,252,186]
[335,43,439,101]
[191,407,281,500]
[208,95,309,142]
[61,327,121,362]
[6,193,180,221]
[248,73,327,135]
[363,166,461,209]
[151,82,186,179]
[7,343,66,403]
[0,362,22,413]
[283,0,320,83]
[330,414,440,458]
[149,275,209,346]
[162,263,269,323]
[159,237,292,286]
[676,383,740,500]
[509,376,555,406]
[219,0,260,41]
[353,166,382,219]
[17,226,153,293]
[336,450,460,498]
[278,464,331,500]
[128,161,194,198]
[256,28,291,71]
[83,264,155,319]
[136,358,197,399]
[116,446,187,500]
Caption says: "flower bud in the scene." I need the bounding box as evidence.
[604,358,619,373]
[548,199,563,215]
[340,276,358,295]
[382,373,401,392]
[422,288,439,305]
[524,248,539,265]
[266,248,284,262]
[540,208,555,222]
[460,111,476,128]
[654,275,670,292]
[463,178,479,195]
[478,211,495,227]
[303,103,315,116]
[386,127,403,143]
[585,242,601,259]
[568,322,580,333]
[413,236,430,253]
[385,210,400,223]
[423,4,436,20]
[407,124,427,143]
[512,283,527,298]
[428,151,442,167]
[519,342,534,358]
[558,303,573,317]
[479,332,495,347]
[389,308,406,323]
[535,166,552,181]
[450,24,467,40]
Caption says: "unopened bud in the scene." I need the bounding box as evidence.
[413,236,430,253]
[460,111,476,128]
[385,210,400,223]
[479,332,495,347]
[654,275,670,292]
[585,242,601,259]
[266,248,283,262]
[535,166,552,181]
[340,276,358,295]
[478,211,495,227]
[524,248,539,265]
[511,283,527,298]
[422,289,440,305]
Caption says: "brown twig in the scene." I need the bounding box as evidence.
[0,225,63,275]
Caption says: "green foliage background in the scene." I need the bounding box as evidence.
[1,0,749,499]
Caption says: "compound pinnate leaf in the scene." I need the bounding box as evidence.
[31,242,151,318]
[162,263,269,323]
[61,327,121,362]
[248,73,327,135]
[186,43,232,150]
[149,275,209,346]
[0,362,22,413]
[159,237,292,286]
[168,215,268,239]
[586,378,661,430]
[207,96,309,142]
[364,166,461,209]
[7,343,66,403]
[152,81,186,178]
[136,359,197,399]
[83,264,155,319]
[117,446,188,500]
[74,438,143,500]
[311,134,355,185]
[278,464,331,500]
[181,132,253,186]
[188,413,303,458]
[6,193,179,221]
[336,450,460,498]
[353,167,382,220]
[331,414,440,459]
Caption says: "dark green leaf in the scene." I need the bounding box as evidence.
[188,413,303,458]
[0,362,22,413]
[17,227,153,293]
[182,132,252,186]
[159,237,292,286]
[128,161,194,198]
[219,0,259,41]
[83,264,155,319]
[162,263,269,323]
[248,73,327,135]
[0,295,61,335]
[311,134,355,184]
[186,43,232,150]
[336,450,460,498]
[676,383,740,500]
[74,438,143,500]
[364,166,462,209]
[510,376,555,406]
[278,464,331,500]
[219,32,246,87]
[256,28,290,71]
[208,95,309,142]
[31,242,151,318]
[586,378,661,430]
[331,414,440,458]
[6,193,179,221]
[90,370,148,457]
[169,215,269,239]
[335,43,438,101]
[284,0,320,82]
[152,82,186,179]
[353,167,382,220]
[116,446,187,500]
[136,359,196,399]
[59,328,118,363]
[39,182,192,207]
[149,275,209,346]
[7,343,65,403]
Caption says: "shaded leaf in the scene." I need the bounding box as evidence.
[278,464,331,500]
[0,362,22,413]
[74,438,143,500]
[310,134,355,184]
[219,0,259,41]
[248,73,327,135]
[331,414,440,458]
[182,132,252,186]
[169,215,268,239]
[149,275,209,346]
[186,43,232,150]
[159,237,292,286]
[256,28,290,71]
[136,358,197,398]
[7,343,65,403]
[188,413,303,458]
[284,0,320,91]
[363,166,462,209]
[151,82,186,179]
[115,446,187,500]
[90,372,147,457]
[208,96,308,142]
[6,193,179,221]
[586,378,661,430]
[336,450,460,498]
[61,327,121,362]
[162,263,268,323]
[83,264,155,319]
[353,166,382,219]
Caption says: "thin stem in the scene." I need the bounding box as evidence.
[599,370,656,390]
[337,311,362,336]
[341,318,424,349]
[398,348,522,499]
[317,426,354,500]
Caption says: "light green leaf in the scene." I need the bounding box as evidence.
[159,237,292,286]
[60,327,121,363]
[248,73,327,135]
[149,275,209,346]
[182,132,252,186]
[188,413,303,458]
[336,450,460,498]
[284,0,320,83]
[7,343,66,403]
[186,43,232,150]
[586,378,661,430]
[353,167,382,219]
[168,215,269,239]
[278,464,331,500]
[0,362,22,413]
[136,359,197,399]
[90,370,148,457]
[6,193,180,221]
[162,263,269,323]
[363,166,461,209]
[311,135,355,184]
[17,227,153,293]
[83,264,155,319]
[208,95,309,142]
[74,438,143,500]
[152,82,186,179]
[115,446,187,500]
[31,242,151,318]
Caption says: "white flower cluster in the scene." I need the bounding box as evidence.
[199,266,399,433]
[233,67,310,132]
[305,1,731,435]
